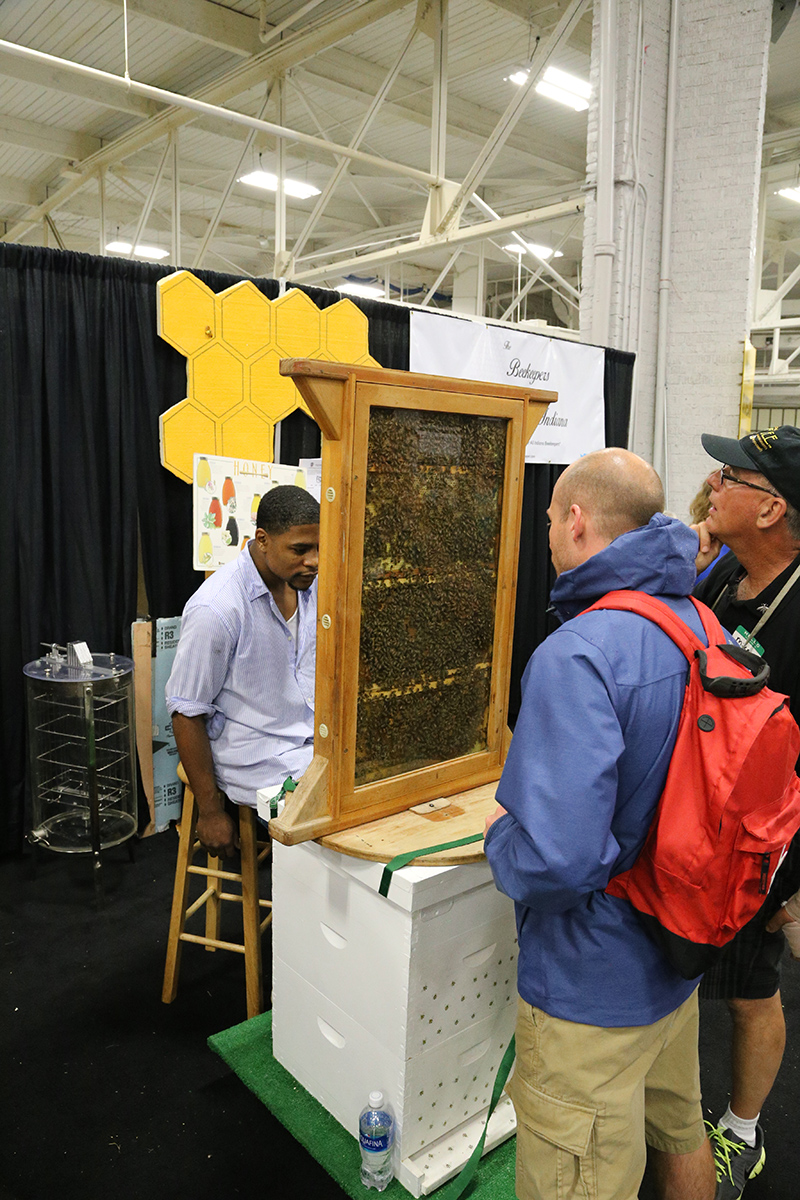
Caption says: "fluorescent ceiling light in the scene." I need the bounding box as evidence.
[337,282,384,299]
[105,240,169,259]
[237,169,321,199]
[509,65,590,111]
[536,66,591,110]
[502,241,563,259]
[778,187,800,204]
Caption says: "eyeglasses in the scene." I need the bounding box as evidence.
[716,467,779,497]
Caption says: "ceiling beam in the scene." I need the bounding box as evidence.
[97,0,261,56]
[0,44,160,118]
[0,114,102,161]
[486,0,593,53]
[0,175,42,207]
[291,195,584,282]
[1,0,416,242]
[300,48,585,177]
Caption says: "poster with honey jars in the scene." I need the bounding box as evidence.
[192,454,312,571]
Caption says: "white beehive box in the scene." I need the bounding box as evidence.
[271,839,518,1196]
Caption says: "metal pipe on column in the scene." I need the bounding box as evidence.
[591,0,617,348]
[171,131,181,268]
[275,77,287,293]
[653,0,680,496]
[430,0,448,183]
[98,168,107,255]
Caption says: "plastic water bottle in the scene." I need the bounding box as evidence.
[359,1091,394,1191]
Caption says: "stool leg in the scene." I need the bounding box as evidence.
[204,852,222,950]
[162,787,198,1005]
[239,806,264,1019]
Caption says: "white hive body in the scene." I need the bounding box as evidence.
[271,839,518,1196]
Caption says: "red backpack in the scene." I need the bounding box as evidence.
[582,590,800,979]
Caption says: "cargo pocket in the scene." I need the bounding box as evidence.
[507,1071,597,1200]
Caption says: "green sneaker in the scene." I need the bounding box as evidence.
[707,1122,766,1200]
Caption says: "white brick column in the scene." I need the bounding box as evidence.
[581,0,772,514]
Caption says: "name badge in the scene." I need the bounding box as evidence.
[732,625,765,657]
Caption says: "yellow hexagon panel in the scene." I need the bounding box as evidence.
[190,343,245,417]
[157,272,380,481]
[220,405,274,461]
[249,349,305,423]
[323,299,375,364]
[273,288,322,357]
[157,271,216,355]
[220,282,272,358]
[160,398,218,484]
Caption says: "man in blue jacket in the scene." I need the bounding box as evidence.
[484,448,716,1200]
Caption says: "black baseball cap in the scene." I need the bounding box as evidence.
[701,425,800,512]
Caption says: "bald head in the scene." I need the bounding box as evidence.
[554,449,665,542]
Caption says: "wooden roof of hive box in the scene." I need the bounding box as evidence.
[269,359,556,860]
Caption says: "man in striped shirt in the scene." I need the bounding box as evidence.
[167,485,320,859]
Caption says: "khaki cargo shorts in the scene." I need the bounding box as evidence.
[506,989,706,1200]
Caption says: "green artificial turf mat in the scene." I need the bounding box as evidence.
[209,1010,516,1199]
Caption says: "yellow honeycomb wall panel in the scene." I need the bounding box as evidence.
[323,300,373,363]
[272,288,322,358]
[157,271,382,480]
[249,349,304,424]
[220,282,272,357]
[190,343,245,417]
[220,406,275,459]
[160,399,219,484]
[157,272,217,355]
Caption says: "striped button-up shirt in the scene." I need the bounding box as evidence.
[166,545,316,807]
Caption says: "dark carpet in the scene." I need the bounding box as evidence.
[1,830,798,1200]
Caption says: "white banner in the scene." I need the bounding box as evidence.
[410,310,605,465]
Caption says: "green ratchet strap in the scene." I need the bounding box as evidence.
[377,831,515,1198]
[378,833,484,897]
[269,776,296,819]
[437,1034,517,1200]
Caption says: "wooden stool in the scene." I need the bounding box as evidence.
[162,766,272,1018]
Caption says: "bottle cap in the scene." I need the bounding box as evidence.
[369,1091,384,1109]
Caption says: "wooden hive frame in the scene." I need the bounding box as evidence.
[269,359,556,846]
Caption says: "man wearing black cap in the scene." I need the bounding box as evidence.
[693,425,800,1200]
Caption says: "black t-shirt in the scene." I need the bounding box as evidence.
[695,550,800,724]
[695,549,800,904]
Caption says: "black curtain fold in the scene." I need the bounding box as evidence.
[0,243,626,853]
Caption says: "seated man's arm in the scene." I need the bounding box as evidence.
[172,713,239,859]
[167,605,239,858]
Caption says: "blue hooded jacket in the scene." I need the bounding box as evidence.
[484,514,705,1026]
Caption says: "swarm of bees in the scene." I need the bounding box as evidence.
[355,407,508,786]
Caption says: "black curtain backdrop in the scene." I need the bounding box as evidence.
[0,243,627,853]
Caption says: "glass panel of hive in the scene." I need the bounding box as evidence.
[356,406,507,786]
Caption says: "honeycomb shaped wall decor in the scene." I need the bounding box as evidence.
[157,270,381,482]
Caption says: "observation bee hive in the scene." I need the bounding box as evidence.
[269,360,556,846]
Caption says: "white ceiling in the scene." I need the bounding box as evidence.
[0,0,797,323]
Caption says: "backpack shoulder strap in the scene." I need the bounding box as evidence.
[581,590,721,661]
